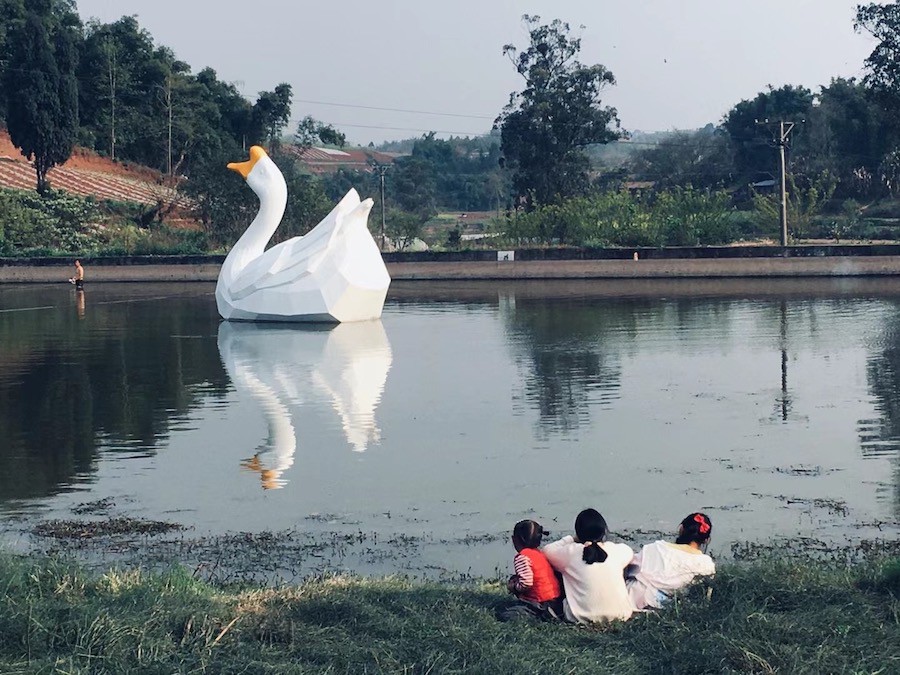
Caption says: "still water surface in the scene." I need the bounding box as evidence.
[1,279,898,578]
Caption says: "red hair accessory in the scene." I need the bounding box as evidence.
[694,514,710,534]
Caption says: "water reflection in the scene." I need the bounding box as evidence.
[0,285,228,502]
[502,297,623,436]
[861,305,900,512]
[217,320,392,489]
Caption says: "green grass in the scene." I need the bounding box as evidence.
[0,552,898,674]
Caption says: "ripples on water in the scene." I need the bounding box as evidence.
[0,279,898,576]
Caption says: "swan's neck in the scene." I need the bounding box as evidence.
[224,180,287,276]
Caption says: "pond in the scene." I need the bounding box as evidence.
[0,278,898,581]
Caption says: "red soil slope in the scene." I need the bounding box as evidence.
[0,130,184,208]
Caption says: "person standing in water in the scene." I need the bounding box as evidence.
[69,260,84,290]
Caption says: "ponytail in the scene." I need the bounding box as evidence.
[581,540,608,564]
[574,508,609,565]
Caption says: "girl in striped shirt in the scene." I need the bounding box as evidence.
[499,519,563,620]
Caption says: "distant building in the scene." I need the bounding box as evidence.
[287,146,401,175]
[750,179,777,193]
[622,180,655,196]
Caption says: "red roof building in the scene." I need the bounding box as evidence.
[287,146,400,174]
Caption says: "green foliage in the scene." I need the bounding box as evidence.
[3,3,81,191]
[856,3,900,103]
[378,133,507,216]
[384,209,423,251]
[654,186,734,245]
[751,171,838,241]
[0,187,208,256]
[0,188,97,254]
[500,187,733,247]
[722,85,815,180]
[251,83,292,151]
[628,125,733,190]
[497,15,621,208]
[294,115,346,150]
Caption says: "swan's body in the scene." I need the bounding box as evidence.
[216,146,391,323]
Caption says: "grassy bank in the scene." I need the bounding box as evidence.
[0,553,898,674]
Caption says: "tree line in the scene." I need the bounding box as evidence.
[4,2,900,252]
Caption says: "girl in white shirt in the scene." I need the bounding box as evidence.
[542,508,634,624]
[626,512,715,610]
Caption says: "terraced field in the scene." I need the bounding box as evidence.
[0,157,183,207]
[0,131,186,208]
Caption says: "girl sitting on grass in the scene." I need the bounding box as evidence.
[498,519,563,621]
[542,508,634,623]
[626,512,715,610]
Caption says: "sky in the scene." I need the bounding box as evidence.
[73,0,877,146]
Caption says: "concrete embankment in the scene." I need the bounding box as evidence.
[4,245,900,282]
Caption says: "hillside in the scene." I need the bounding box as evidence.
[0,131,182,208]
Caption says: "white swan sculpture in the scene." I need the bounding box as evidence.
[216,145,391,323]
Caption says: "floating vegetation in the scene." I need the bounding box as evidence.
[33,517,185,539]
[71,497,116,515]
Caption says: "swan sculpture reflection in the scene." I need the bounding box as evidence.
[217,321,392,489]
[216,145,391,323]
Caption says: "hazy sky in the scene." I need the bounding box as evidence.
[74,0,876,145]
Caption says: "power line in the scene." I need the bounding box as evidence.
[294,98,495,121]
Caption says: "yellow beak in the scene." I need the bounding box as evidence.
[227,145,267,179]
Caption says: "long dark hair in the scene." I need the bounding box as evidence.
[512,519,546,549]
[676,512,712,546]
[574,508,608,564]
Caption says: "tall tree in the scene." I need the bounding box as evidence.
[0,0,27,123]
[496,15,620,209]
[856,2,900,100]
[294,115,346,150]
[721,85,814,181]
[3,2,79,191]
[251,83,292,151]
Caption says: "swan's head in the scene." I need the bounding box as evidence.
[227,145,285,199]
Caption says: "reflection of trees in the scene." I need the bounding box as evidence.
[863,313,900,513]
[504,295,823,438]
[504,300,626,436]
[0,296,229,501]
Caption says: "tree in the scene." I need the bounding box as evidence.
[384,209,423,251]
[629,125,733,190]
[251,83,292,151]
[495,15,621,209]
[0,0,26,123]
[3,3,80,192]
[805,78,889,198]
[294,115,346,150]
[721,85,814,180]
[856,3,900,100]
[751,171,837,241]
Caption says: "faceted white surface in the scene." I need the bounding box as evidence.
[216,147,390,323]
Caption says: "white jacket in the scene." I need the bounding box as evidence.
[543,535,634,623]
[627,540,715,609]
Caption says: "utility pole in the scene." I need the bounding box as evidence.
[375,164,388,250]
[757,119,797,247]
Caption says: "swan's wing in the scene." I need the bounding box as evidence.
[230,199,375,298]
[228,190,361,300]
[230,199,372,299]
